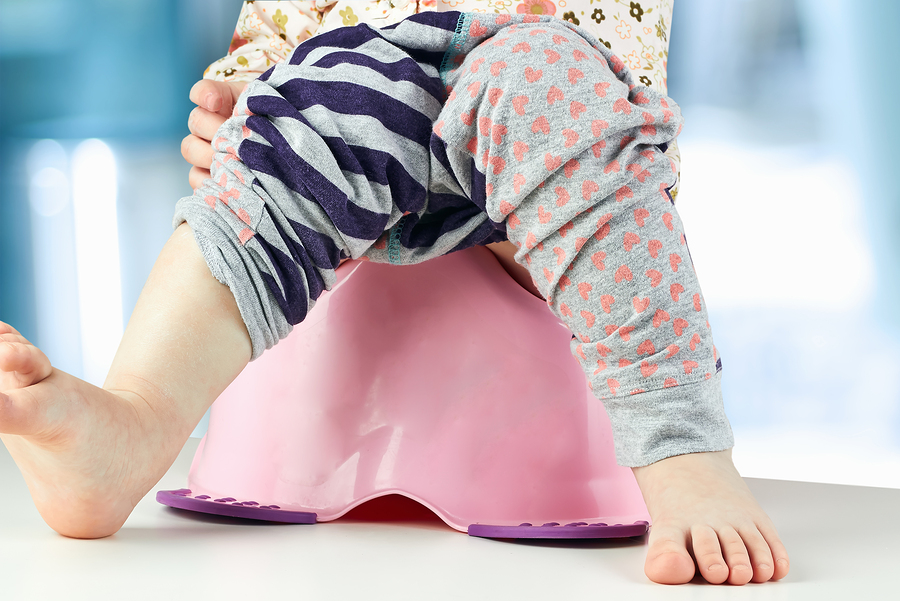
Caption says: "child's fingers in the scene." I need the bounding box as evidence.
[181,133,216,172]
[188,106,228,142]
[189,79,225,112]
[188,166,212,191]
[223,80,249,110]
[188,79,248,117]
[184,80,246,190]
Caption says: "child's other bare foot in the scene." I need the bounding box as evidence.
[0,322,186,539]
[632,449,790,585]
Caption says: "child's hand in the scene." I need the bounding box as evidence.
[631,449,790,585]
[182,79,247,190]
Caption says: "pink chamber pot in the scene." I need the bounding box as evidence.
[158,245,650,539]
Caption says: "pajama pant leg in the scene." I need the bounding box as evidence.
[433,15,733,466]
[174,21,449,360]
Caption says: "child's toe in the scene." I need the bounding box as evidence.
[0,321,21,336]
[773,557,791,581]
[0,338,52,389]
[644,524,696,584]
[690,524,729,584]
[716,526,754,585]
[757,520,791,580]
[736,523,776,582]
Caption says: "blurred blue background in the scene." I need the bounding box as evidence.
[0,0,898,487]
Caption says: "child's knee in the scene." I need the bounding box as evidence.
[436,18,682,232]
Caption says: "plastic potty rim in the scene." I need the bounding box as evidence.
[158,246,650,539]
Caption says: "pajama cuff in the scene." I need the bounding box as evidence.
[174,198,291,361]
[603,371,734,467]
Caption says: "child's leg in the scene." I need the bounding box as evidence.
[0,15,456,540]
[433,16,789,585]
[0,224,250,538]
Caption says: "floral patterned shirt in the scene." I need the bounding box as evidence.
[204,0,680,197]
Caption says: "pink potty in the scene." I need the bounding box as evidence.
[158,245,650,538]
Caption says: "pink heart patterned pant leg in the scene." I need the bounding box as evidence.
[433,13,732,466]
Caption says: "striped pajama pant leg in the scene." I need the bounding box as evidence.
[175,19,455,359]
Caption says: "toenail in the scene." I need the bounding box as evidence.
[708,564,724,571]
[759,563,771,570]
[777,559,789,568]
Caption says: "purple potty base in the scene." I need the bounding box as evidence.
[158,488,648,539]
[157,489,317,524]
[468,520,649,539]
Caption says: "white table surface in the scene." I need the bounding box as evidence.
[1,437,896,600]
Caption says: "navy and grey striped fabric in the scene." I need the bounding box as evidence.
[176,12,509,356]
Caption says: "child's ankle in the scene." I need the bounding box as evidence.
[104,379,196,445]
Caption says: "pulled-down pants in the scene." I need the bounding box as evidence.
[174,11,733,467]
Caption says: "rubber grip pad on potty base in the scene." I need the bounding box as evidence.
[467,521,649,539]
[157,489,317,524]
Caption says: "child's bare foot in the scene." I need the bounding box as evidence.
[0,322,186,539]
[632,449,790,585]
